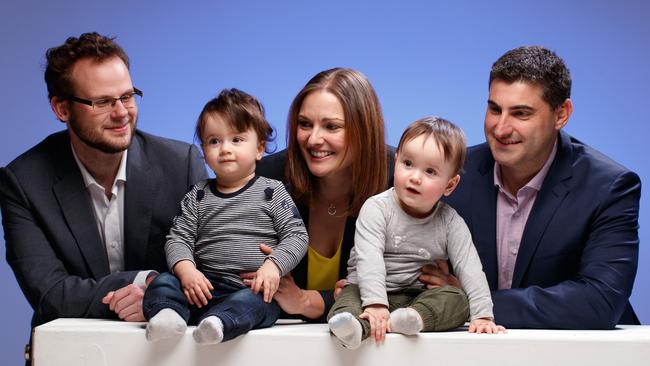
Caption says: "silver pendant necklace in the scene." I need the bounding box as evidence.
[327,203,337,216]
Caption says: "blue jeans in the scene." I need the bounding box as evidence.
[143,272,280,342]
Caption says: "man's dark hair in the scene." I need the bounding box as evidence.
[44,32,130,101]
[489,46,571,110]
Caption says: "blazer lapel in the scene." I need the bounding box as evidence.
[123,135,155,270]
[53,143,109,279]
[472,151,499,289]
[512,132,573,287]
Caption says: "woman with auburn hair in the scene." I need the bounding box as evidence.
[248,67,394,320]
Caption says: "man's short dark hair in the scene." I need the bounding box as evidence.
[44,32,130,101]
[489,46,571,110]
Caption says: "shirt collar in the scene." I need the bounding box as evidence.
[71,144,128,189]
[493,137,558,194]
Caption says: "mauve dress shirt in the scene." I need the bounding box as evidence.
[494,140,557,289]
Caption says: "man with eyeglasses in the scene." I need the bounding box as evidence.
[0,32,207,362]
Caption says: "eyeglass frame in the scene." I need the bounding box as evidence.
[66,87,143,111]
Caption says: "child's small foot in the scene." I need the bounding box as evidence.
[328,312,362,349]
[146,308,187,342]
[193,316,224,345]
[389,307,423,335]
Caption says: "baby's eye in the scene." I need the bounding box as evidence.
[403,160,413,167]
[426,168,436,176]
[207,138,221,145]
[233,136,244,143]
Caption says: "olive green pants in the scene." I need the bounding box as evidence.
[327,284,469,340]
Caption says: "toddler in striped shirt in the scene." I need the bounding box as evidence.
[143,88,308,344]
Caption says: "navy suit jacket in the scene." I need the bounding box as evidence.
[0,130,207,327]
[445,131,640,329]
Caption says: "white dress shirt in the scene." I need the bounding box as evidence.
[72,147,151,288]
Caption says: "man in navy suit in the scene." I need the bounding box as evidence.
[0,32,207,359]
[437,46,641,329]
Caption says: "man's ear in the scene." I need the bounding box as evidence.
[554,99,573,131]
[50,97,70,123]
[443,174,461,196]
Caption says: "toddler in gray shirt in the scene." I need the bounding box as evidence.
[328,117,505,349]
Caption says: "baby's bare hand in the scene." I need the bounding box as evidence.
[174,261,213,307]
[469,318,506,334]
[253,260,280,303]
[360,305,390,343]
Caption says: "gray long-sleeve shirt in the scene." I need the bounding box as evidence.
[347,188,493,320]
[165,176,308,287]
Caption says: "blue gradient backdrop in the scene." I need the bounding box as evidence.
[1,1,647,364]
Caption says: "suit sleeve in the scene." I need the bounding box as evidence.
[492,170,640,329]
[1,167,137,323]
[187,144,209,185]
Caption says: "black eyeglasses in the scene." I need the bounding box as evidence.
[67,87,143,112]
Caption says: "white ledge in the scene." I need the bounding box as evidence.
[33,318,650,366]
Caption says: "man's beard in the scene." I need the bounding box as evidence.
[68,114,136,154]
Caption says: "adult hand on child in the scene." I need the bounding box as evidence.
[469,318,507,334]
[174,260,213,308]
[102,284,146,321]
[252,260,280,303]
[242,244,293,306]
[419,259,461,288]
[240,244,275,287]
[242,244,324,317]
[360,304,391,343]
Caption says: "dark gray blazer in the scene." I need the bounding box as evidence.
[0,130,207,327]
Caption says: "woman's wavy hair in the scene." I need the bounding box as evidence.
[285,67,387,215]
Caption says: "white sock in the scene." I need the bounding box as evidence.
[389,307,423,335]
[193,316,224,345]
[146,308,187,342]
[328,312,363,349]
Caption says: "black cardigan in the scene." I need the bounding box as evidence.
[256,147,395,321]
